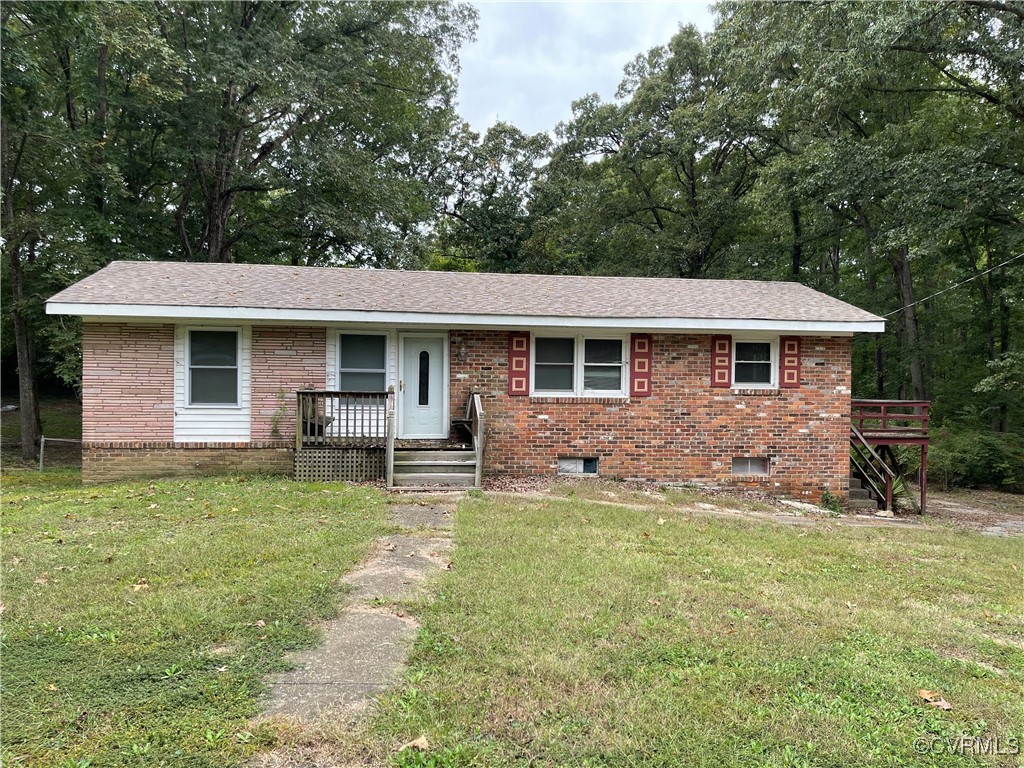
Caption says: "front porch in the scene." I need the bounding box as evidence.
[293,389,484,488]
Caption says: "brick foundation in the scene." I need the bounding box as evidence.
[450,331,851,502]
[82,442,294,484]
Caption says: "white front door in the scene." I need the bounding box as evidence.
[399,334,447,438]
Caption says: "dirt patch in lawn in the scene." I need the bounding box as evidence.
[924,487,1024,535]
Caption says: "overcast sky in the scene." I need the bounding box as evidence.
[456,1,717,136]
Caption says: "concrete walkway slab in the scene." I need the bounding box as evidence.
[262,504,454,724]
[264,608,417,719]
[390,503,454,530]
[345,535,452,602]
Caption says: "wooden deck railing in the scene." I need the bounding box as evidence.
[850,399,931,513]
[296,390,393,449]
[851,399,929,443]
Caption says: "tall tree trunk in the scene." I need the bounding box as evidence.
[996,266,1011,432]
[2,122,42,459]
[790,206,803,279]
[889,245,927,401]
[8,246,42,460]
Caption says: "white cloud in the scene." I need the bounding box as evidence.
[456,1,716,136]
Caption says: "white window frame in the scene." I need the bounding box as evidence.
[531,334,629,397]
[732,337,779,389]
[186,326,242,407]
[337,332,389,392]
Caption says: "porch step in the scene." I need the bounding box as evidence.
[396,450,475,463]
[391,449,478,488]
[849,487,873,500]
[391,472,477,487]
[847,497,881,510]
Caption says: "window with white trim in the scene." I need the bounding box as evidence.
[533,335,626,396]
[339,333,387,392]
[733,340,775,387]
[188,329,240,405]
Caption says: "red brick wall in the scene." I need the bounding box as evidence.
[250,326,327,441]
[449,331,851,502]
[82,323,175,442]
[83,443,292,484]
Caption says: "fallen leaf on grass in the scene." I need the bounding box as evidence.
[230,507,239,513]
[147,503,158,510]
[253,620,266,628]
[131,579,150,592]
[443,561,454,570]
[34,573,49,585]
[657,517,666,525]
[397,735,429,752]
[918,689,953,710]
[46,683,58,691]
[383,543,397,552]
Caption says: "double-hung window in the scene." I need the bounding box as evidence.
[339,334,387,391]
[533,336,626,396]
[188,330,240,405]
[733,340,775,387]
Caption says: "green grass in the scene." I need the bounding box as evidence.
[364,496,1024,767]
[1,471,390,767]
[1,397,82,442]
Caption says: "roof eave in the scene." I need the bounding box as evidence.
[46,301,886,334]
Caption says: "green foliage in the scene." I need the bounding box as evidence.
[819,491,843,514]
[926,428,1024,492]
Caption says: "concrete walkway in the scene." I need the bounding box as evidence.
[263,503,454,721]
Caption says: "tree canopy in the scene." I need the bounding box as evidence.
[2,0,1021,460]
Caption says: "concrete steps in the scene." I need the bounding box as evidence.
[392,449,477,488]
[848,476,880,510]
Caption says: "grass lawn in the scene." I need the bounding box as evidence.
[360,495,1024,768]
[1,471,390,767]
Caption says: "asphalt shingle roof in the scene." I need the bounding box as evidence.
[48,261,883,324]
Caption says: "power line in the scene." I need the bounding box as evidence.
[883,251,1024,318]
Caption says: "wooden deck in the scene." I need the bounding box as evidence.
[850,399,930,513]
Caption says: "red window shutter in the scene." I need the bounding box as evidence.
[711,335,732,388]
[780,336,801,388]
[630,334,653,397]
[508,332,530,396]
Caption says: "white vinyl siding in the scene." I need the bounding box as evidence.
[326,328,398,391]
[324,329,396,440]
[174,325,251,442]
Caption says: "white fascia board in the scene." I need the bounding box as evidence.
[46,301,885,335]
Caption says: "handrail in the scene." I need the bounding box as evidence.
[467,392,485,488]
[851,399,930,438]
[385,390,396,488]
[850,423,896,511]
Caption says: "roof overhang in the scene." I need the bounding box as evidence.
[47,301,886,334]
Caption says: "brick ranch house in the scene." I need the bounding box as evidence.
[47,260,891,502]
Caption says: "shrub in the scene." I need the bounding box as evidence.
[925,428,1024,492]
